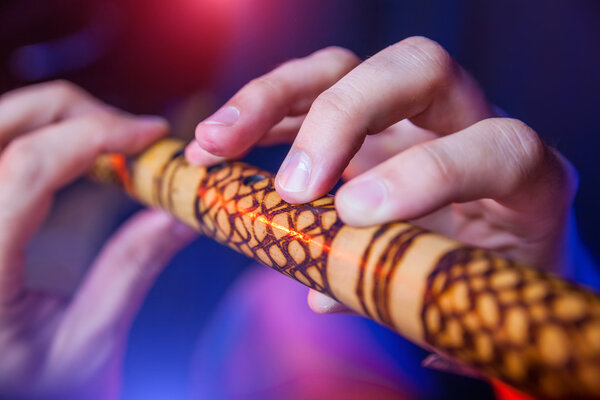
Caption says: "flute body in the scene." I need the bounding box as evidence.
[92,138,600,399]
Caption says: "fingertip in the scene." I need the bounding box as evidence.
[335,179,438,228]
[123,115,170,151]
[334,177,389,227]
[274,184,312,204]
[184,141,202,165]
[194,123,223,155]
[307,290,348,314]
[334,197,363,227]
[274,149,323,204]
[334,201,377,227]
[195,124,247,158]
[134,115,170,137]
[335,148,460,227]
[274,179,325,205]
[194,106,243,157]
[185,140,226,167]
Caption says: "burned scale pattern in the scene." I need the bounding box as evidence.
[422,247,600,399]
[151,150,344,295]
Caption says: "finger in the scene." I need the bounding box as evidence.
[185,140,227,166]
[47,210,197,375]
[421,354,485,380]
[257,115,306,146]
[0,112,168,303]
[187,115,309,167]
[185,116,305,166]
[0,80,104,149]
[307,289,355,315]
[343,119,437,180]
[275,36,496,203]
[186,115,306,167]
[335,118,575,228]
[189,47,360,163]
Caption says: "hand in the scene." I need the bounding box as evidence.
[0,81,197,399]
[185,37,577,312]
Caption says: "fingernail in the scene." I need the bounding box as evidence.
[203,106,240,126]
[338,178,387,212]
[278,150,312,193]
[186,139,227,167]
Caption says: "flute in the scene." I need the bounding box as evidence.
[91,137,600,399]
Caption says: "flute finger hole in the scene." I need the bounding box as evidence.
[207,162,227,173]
[243,174,266,186]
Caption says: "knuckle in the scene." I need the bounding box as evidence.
[75,111,119,150]
[412,143,456,185]
[0,137,44,184]
[312,88,358,121]
[243,76,285,105]
[488,118,548,188]
[492,118,545,166]
[488,118,579,206]
[393,36,456,90]
[44,79,81,99]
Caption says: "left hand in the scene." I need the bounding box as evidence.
[0,81,197,399]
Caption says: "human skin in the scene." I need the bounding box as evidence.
[0,81,197,399]
[186,36,580,312]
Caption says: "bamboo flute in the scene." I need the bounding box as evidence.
[91,138,600,399]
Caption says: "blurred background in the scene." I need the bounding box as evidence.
[1,0,599,399]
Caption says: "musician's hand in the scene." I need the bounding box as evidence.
[0,81,196,399]
[186,37,577,310]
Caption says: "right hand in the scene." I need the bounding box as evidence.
[184,38,578,310]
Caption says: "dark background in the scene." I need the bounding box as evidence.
[2,0,599,398]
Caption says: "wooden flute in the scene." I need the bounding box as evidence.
[91,137,600,399]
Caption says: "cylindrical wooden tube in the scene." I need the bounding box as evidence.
[91,138,600,399]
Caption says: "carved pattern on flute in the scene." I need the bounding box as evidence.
[191,160,343,295]
[421,247,600,398]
